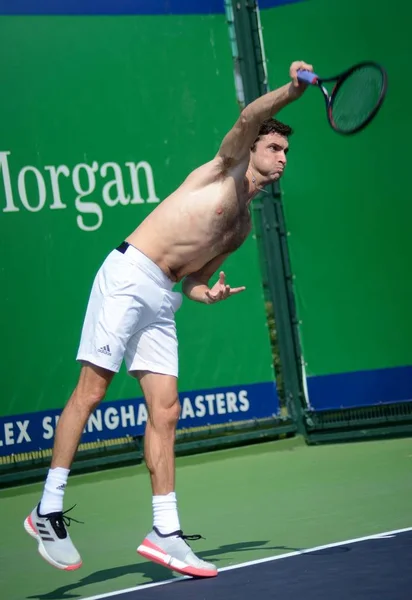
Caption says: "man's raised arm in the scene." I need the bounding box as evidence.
[217,60,313,165]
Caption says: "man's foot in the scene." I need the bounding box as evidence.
[137,527,217,578]
[24,504,83,570]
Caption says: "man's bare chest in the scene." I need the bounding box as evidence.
[213,202,252,253]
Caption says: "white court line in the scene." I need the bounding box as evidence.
[81,526,412,600]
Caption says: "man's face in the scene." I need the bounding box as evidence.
[250,132,289,182]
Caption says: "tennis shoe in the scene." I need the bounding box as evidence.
[24,504,83,570]
[137,526,217,577]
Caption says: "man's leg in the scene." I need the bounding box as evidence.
[135,370,217,578]
[40,363,114,509]
[138,371,181,533]
[24,363,114,571]
[140,371,180,494]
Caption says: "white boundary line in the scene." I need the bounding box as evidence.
[81,526,412,600]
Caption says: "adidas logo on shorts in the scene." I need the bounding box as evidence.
[98,345,112,356]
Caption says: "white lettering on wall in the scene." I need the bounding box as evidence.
[126,161,160,204]
[45,164,70,210]
[101,162,131,207]
[0,151,160,231]
[18,166,46,212]
[0,151,19,212]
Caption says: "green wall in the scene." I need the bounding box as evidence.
[261,0,412,377]
[0,15,274,416]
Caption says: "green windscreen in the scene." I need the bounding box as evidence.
[261,0,412,379]
[0,14,275,433]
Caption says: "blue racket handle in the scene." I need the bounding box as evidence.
[296,69,318,85]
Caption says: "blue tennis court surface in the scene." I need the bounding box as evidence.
[83,527,412,600]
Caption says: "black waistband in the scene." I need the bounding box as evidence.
[116,241,130,254]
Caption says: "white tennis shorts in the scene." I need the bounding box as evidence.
[76,242,183,377]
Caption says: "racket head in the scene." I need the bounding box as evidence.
[328,61,388,135]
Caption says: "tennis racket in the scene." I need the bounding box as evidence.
[297,61,387,135]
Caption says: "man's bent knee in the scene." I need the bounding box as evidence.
[137,371,181,431]
[146,394,180,432]
[72,362,115,412]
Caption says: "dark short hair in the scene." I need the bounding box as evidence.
[251,118,293,151]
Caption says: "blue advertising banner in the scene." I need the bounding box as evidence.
[306,366,412,411]
[0,382,279,457]
[0,0,303,16]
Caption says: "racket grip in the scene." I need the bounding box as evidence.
[296,69,318,85]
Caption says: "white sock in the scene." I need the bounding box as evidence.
[152,492,181,535]
[39,467,70,515]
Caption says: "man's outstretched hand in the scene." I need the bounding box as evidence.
[289,60,314,98]
[205,271,246,304]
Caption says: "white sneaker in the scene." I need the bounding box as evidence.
[137,527,217,578]
[24,504,83,570]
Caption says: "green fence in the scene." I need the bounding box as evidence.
[1,13,276,405]
[260,0,412,441]
[0,8,289,485]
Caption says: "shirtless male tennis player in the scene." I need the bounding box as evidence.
[24,60,313,577]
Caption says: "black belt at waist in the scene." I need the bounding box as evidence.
[116,241,130,254]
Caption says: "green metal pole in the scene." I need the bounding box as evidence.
[229,0,307,434]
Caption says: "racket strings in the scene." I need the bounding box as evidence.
[331,66,384,132]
